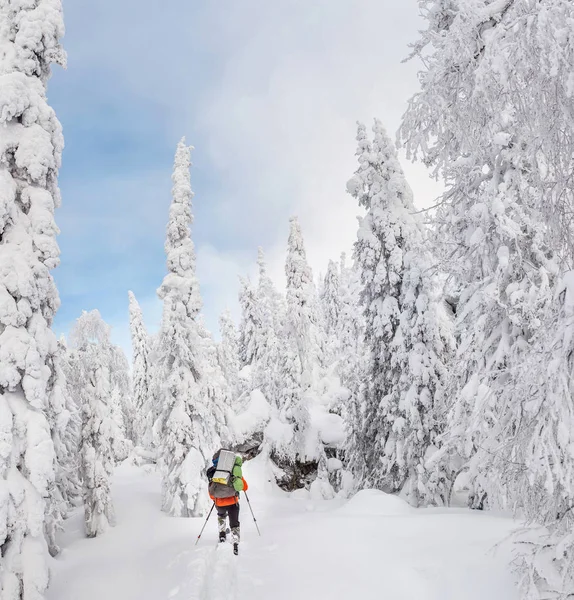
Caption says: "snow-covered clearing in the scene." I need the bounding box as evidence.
[48,459,520,600]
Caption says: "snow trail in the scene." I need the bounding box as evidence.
[48,460,520,600]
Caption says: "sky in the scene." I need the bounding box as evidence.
[49,0,443,359]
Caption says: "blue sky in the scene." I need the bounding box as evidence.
[50,0,442,358]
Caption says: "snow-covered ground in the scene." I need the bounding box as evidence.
[48,458,520,600]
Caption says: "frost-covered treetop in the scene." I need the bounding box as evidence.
[158,138,202,318]
[128,290,143,325]
[286,216,314,293]
[348,119,420,243]
[257,246,267,279]
[69,310,111,350]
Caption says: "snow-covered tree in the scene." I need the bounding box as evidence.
[155,139,226,517]
[257,247,284,335]
[197,320,232,443]
[285,217,324,389]
[266,217,332,491]
[217,309,242,405]
[346,121,453,506]
[497,272,574,598]
[337,254,365,408]
[109,344,134,447]
[128,291,151,448]
[400,1,574,594]
[254,248,284,405]
[320,260,341,342]
[237,249,285,412]
[0,0,67,595]
[69,311,126,538]
[238,277,262,368]
[44,338,81,557]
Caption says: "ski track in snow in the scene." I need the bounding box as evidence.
[47,460,520,600]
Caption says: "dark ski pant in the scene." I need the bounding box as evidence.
[217,502,240,529]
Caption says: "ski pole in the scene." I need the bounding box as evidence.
[195,502,215,545]
[243,492,261,536]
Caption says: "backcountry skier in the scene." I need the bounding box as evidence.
[206,449,248,555]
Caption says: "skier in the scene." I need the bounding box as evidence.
[206,450,248,555]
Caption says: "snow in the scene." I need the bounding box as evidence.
[48,460,520,600]
[231,389,271,440]
[336,488,413,517]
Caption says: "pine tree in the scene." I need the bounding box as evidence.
[155,139,225,517]
[128,291,152,448]
[69,311,126,538]
[0,0,67,595]
[346,121,453,505]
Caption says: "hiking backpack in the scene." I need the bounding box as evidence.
[208,449,240,498]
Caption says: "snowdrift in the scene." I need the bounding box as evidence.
[337,488,412,517]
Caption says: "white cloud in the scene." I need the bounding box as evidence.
[189,0,443,308]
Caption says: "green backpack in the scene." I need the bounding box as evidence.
[208,453,245,498]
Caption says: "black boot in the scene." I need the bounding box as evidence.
[219,530,226,543]
[233,542,239,555]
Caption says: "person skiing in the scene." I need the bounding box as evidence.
[206,449,248,555]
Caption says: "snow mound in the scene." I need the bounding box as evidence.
[314,410,345,446]
[337,489,412,517]
[232,389,271,440]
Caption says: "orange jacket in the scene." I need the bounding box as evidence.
[210,478,249,507]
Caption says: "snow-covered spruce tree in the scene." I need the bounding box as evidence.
[321,260,340,336]
[44,338,81,557]
[346,121,453,506]
[217,309,242,406]
[155,139,225,517]
[282,217,317,449]
[400,2,574,595]
[237,249,285,410]
[257,247,284,334]
[109,344,134,447]
[320,260,341,364]
[128,291,151,449]
[69,311,126,538]
[197,320,231,445]
[0,0,68,596]
[254,247,284,406]
[337,254,366,416]
[331,254,366,494]
[238,277,263,370]
[285,217,324,387]
[271,217,332,492]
